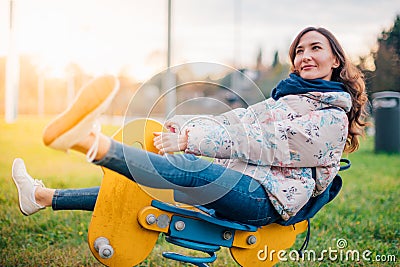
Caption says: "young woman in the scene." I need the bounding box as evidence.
[12,27,369,226]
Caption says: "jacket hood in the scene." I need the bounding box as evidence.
[305,91,352,113]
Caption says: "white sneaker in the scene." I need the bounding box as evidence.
[42,75,119,153]
[11,158,46,216]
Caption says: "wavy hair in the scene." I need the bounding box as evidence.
[288,27,369,153]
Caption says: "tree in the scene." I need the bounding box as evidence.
[271,50,280,68]
[370,15,400,93]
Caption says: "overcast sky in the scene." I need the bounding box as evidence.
[0,0,399,80]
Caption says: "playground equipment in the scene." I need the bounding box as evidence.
[88,118,348,266]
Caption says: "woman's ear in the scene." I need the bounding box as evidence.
[332,57,340,69]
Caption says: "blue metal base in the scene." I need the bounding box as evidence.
[152,200,258,232]
[163,236,218,267]
[152,200,258,266]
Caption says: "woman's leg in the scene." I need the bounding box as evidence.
[12,158,99,215]
[52,187,99,211]
[45,123,280,225]
[35,186,99,211]
[91,139,280,226]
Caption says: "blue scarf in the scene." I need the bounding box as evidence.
[271,73,345,100]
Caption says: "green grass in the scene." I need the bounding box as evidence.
[0,117,398,266]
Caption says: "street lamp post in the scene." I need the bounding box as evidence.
[5,0,20,123]
[164,0,176,118]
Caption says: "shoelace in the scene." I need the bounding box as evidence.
[86,121,101,162]
[33,179,46,208]
[34,179,45,188]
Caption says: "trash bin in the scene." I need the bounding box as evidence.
[372,91,400,153]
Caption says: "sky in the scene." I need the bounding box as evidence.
[0,0,399,81]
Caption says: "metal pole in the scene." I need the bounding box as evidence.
[167,0,172,69]
[231,0,241,94]
[164,0,176,118]
[234,0,241,68]
[5,0,20,123]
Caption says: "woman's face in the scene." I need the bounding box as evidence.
[293,31,340,81]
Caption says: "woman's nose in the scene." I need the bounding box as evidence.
[302,51,312,61]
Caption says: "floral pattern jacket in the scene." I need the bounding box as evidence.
[166,92,352,220]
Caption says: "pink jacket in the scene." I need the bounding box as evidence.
[167,91,352,220]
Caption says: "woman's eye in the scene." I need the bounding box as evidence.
[312,46,321,51]
[296,49,303,54]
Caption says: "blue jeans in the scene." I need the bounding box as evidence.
[53,187,99,211]
[53,139,280,226]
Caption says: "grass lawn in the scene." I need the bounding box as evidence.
[0,116,398,266]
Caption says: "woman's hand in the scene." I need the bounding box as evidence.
[153,131,188,155]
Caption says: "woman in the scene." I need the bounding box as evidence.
[12,27,369,226]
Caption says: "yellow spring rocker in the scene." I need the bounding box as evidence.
[88,118,349,267]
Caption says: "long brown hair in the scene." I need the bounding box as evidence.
[288,27,369,153]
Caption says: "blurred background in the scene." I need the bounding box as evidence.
[0,0,399,120]
[0,2,399,266]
